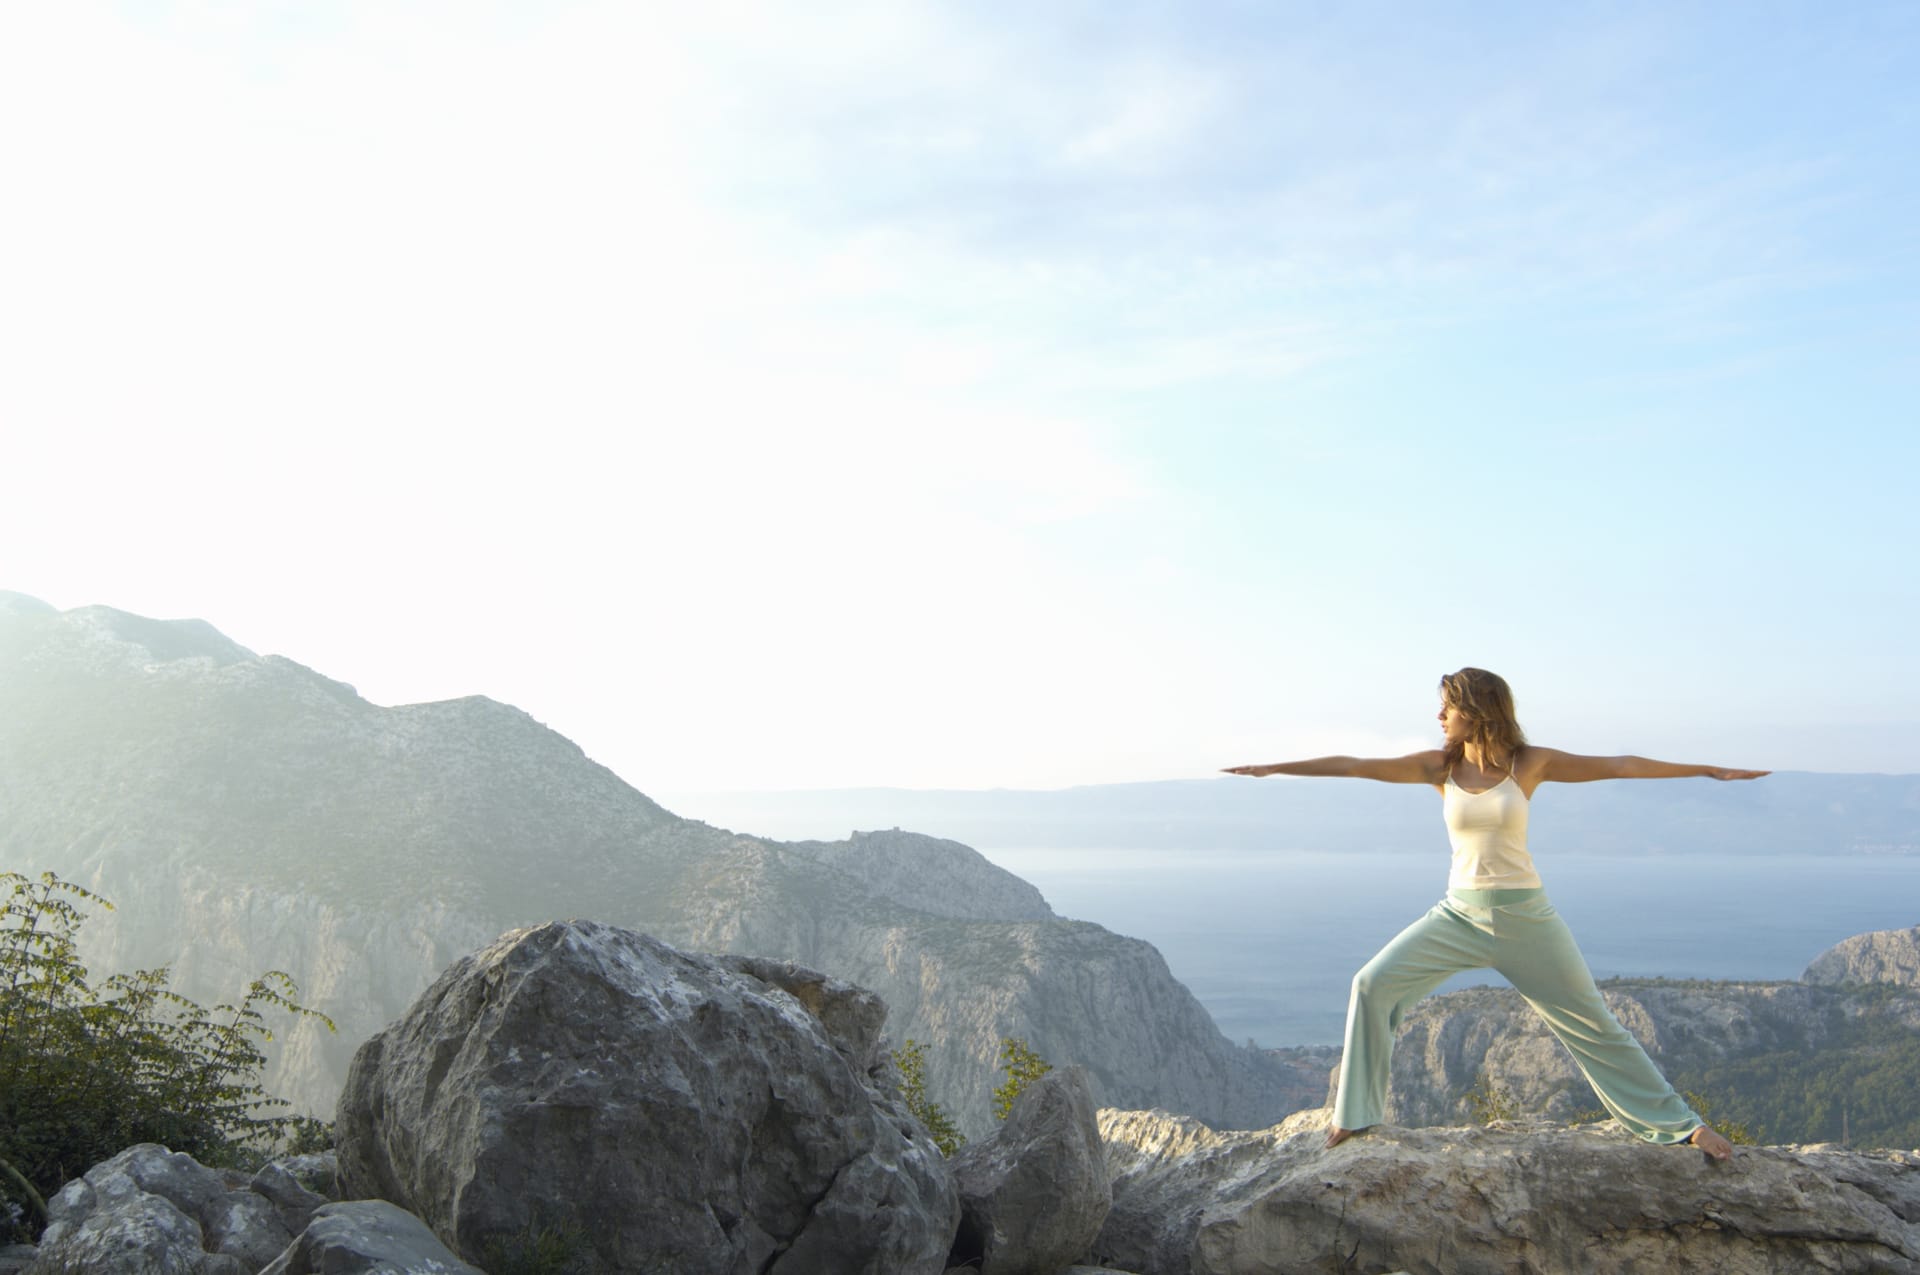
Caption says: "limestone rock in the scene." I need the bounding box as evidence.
[335,919,959,1274]
[25,1144,374,1275]
[257,1200,482,1275]
[785,828,1056,922]
[200,1190,295,1270]
[1806,925,1920,987]
[949,1065,1111,1275]
[248,1162,329,1235]
[30,1144,227,1275]
[1093,1107,1920,1275]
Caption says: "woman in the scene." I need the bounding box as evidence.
[1226,668,1767,1160]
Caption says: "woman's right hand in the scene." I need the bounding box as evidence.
[1222,764,1274,777]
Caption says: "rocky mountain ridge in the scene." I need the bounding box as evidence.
[0,592,1308,1136]
[1806,923,1920,987]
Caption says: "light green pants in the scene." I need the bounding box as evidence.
[1331,889,1701,1144]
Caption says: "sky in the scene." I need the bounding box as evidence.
[4,2,1917,795]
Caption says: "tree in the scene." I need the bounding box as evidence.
[992,1037,1052,1121]
[891,1039,965,1156]
[0,871,333,1243]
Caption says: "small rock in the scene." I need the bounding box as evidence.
[202,1189,295,1269]
[258,1200,483,1274]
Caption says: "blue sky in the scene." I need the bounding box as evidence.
[3,2,1915,791]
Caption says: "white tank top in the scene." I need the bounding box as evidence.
[1444,768,1543,891]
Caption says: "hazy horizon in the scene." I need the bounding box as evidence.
[6,4,1915,791]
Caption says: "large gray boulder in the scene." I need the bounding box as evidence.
[1093,1107,1920,1275]
[336,919,959,1275]
[949,1065,1111,1275]
[1806,925,1920,987]
[257,1201,482,1275]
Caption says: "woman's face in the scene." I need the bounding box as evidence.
[1439,699,1475,747]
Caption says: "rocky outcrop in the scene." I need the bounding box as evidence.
[1094,1107,1920,1275]
[336,920,959,1275]
[0,595,1302,1138]
[1807,925,1920,987]
[25,1145,346,1275]
[258,1201,482,1275]
[786,828,1055,922]
[949,1065,1110,1275]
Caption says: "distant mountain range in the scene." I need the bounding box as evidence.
[0,592,1312,1135]
[663,766,1920,855]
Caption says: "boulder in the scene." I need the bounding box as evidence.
[336,919,959,1274]
[200,1190,295,1270]
[949,1065,1111,1275]
[29,1144,237,1275]
[1093,1107,1920,1275]
[257,1200,482,1275]
[247,1161,330,1235]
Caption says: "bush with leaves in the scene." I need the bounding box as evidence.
[891,1039,965,1156]
[1465,1071,1521,1125]
[0,871,333,1243]
[1682,1089,1759,1147]
[991,1037,1053,1122]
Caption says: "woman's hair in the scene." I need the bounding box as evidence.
[1439,667,1527,769]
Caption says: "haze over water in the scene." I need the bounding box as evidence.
[981,848,1920,1047]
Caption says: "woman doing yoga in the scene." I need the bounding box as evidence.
[1226,667,1768,1160]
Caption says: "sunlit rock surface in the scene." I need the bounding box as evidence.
[1093,1107,1920,1275]
[1807,925,1920,988]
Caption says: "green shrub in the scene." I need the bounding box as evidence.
[1466,1071,1520,1125]
[0,871,333,1242]
[482,1214,593,1275]
[991,1037,1052,1122]
[891,1038,965,1156]
[1682,1089,1760,1147]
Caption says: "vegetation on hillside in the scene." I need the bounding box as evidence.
[893,1038,966,1156]
[0,871,332,1244]
[893,1034,1056,1155]
[992,1036,1053,1122]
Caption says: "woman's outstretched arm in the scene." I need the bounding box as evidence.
[1224,750,1448,784]
[1525,747,1769,784]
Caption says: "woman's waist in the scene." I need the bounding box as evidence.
[1447,885,1545,906]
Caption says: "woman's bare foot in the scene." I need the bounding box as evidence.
[1325,1125,1365,1149]
[1686,1125,1733,1161]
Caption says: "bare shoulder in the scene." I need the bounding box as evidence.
[1512,744,1572,793]
[1513,744,1564,777]
[1402,748,1450,786]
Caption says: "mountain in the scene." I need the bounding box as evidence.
[0,592,1311,1135]
[665,768,1920,855]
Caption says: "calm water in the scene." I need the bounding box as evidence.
[976,848,1920,1047]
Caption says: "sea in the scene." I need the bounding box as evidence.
[974,848,1920,1048]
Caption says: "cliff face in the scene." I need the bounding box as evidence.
[1807,925,1920,987]
[0,594,1308,1135]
